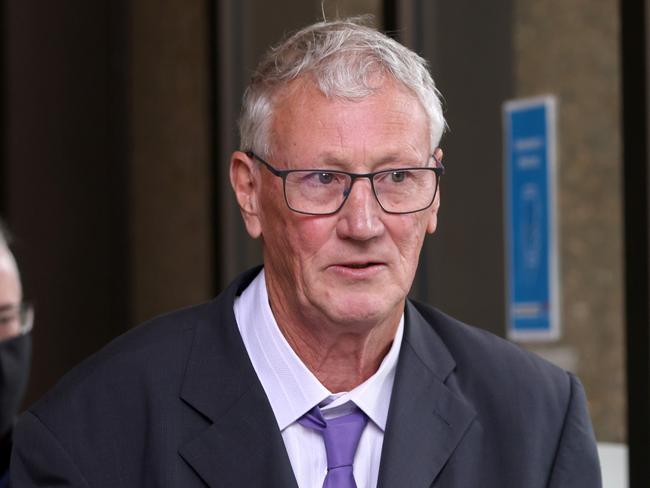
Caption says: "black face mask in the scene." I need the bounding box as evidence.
[0,332,31,437]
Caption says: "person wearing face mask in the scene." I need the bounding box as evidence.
[0,220,32,488]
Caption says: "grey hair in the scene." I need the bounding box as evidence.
[239,18,446,157]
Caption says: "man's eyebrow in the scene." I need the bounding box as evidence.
[312,151,424,168]
[310,152,348,166]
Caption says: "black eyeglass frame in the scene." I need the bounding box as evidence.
[246,151,445,216]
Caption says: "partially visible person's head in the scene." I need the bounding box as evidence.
[0,219,31,439]
[239,17,445,158]
[0,222,23,341]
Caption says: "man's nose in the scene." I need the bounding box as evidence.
[335,178,385,241]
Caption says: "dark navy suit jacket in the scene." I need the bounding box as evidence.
[10,268,601,487]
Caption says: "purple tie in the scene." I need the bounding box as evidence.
[298,406,368,488]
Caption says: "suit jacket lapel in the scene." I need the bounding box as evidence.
[178,268,298,488]
[378,301,477,488]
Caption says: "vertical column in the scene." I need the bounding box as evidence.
[4,0,129,402]
[621,0,650,484]
[215,0,259,287]
[0,1,6,215]
[129,0,215,323]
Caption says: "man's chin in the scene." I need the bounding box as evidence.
[318,293,403,328]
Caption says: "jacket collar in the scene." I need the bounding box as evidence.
[178,267,299,488]
[377,301,477,488]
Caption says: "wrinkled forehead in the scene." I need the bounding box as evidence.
[267,76,429,155]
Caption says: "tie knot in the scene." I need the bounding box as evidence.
[298,406,368,471]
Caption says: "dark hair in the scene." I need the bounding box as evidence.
[0,218,12,248]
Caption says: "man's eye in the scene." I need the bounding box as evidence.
[317,173,335,184]
[390,171,408,183]
[303,172,339,185]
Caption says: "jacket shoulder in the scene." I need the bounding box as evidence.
[410,301,573,412]
[26,267,261,429]
[29,299,217,420]
[402,301,600,486]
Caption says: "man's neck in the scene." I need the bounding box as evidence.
[266,286,402,392]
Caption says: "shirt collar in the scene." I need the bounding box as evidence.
[233,269,403,432]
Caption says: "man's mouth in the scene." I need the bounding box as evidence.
[327,261,386,279]
[343,262,381,269]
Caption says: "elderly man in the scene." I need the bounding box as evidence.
[0,221,32,487]
[11,19,600,487]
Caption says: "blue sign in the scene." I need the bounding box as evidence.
[503,96,560,341]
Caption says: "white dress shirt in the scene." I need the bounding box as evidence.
[233,269,404,488]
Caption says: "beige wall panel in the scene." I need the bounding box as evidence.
[130,1,214,323]
[514,0,624,442]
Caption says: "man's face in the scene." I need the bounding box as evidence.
[236,78,439,330]
[0,246,23,340]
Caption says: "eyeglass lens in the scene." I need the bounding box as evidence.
[283,168,439,214]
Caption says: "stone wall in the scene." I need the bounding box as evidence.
[513,0,625,442]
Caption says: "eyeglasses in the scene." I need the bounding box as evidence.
[0,302,34,340]
[247,152,444,215]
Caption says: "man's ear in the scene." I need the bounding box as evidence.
[230,151,262,238]
[426,190,440,234]
[426,146,443,234]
